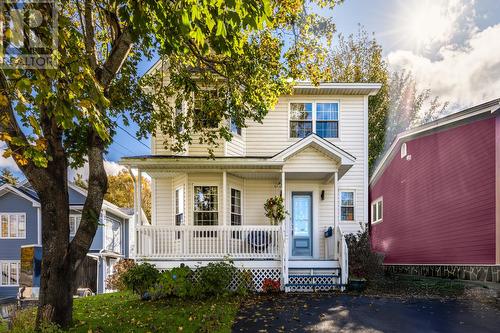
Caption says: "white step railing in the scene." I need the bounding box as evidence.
[337,225,349,290]
[136,225,282,260]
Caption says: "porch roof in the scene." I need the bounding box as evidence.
[119,155,283,170]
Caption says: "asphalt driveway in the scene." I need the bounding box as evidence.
[232,293,500,332]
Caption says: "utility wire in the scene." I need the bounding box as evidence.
[116,124,150,150]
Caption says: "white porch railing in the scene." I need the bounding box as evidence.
[337,225,349,290]
[136,225,282,260]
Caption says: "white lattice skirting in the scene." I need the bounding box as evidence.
[287,275,338,292]
[158,267,281,292]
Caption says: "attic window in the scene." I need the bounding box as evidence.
[400,143,407,159]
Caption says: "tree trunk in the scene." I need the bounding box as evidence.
[35,165,73,328]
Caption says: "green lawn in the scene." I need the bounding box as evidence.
[7,292,240,332]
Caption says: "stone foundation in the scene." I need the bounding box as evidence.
[384,264,500,283]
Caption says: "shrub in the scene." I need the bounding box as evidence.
[105,259,136,291]
[261,278,280,293]
[121,262,160,298]
[345,229,384,282]
[195,261,237,298]
[151,264,194,300]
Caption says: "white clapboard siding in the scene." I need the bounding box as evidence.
[283,146,338,173]
[154,177,173,226]
[244,179,280,226]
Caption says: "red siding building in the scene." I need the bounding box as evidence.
[369,99,500,281]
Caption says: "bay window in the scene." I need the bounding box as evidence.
[175,187,184,225]
[193,186,218,226]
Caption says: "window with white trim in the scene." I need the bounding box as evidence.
[193,186,218,226]
[290,103,313,138]
[69,215,81,237]
[231,189,242,226]
[290,102,339,138]
[316,103,339,138]
[194,90,222,128]
[1,261,20,286]
[175,186,184,225]
[401,143,407,159]
[105,216,122,253]
[340,191,354,221]
[371,198,383,223]
[230,119,241,136]
[0,213,26,239]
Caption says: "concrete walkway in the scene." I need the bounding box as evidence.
[232,294,500,332]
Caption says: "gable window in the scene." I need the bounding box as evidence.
[194,186,218,226]
[1,261,20,286]
[0,213,26,239]
[290,102,339,138]
[175,186,184,225]
[69,215,81,237]
[371,198,383,223]
[290,102,313,138]
[340,191,355,221]
[400,143,407,159]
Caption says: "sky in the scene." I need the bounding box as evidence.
[2,0,500,179]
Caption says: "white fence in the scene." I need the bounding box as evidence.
[337,225,349,289]
[136,225,282,260]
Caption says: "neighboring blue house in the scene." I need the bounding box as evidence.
[0,181,132,300]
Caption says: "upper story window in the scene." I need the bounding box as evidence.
[316,103,339,138]
[371,198,383,224]
[290,102,339,138]
[1,261,19,286]
[230,118,242,136]
[105,215,122,253]
[340,191,354,221]
[0,213,26,239]
[175,186,184,225]
[69,215,81,237]
[290,102,313,138]
[194,90,222,128]
[193,186,218,226]
[400,143,407,159]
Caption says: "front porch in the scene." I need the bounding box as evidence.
[122,136,358,290]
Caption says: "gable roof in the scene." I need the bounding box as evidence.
[370,97,500,185]
[271,134,356,177]
[0,183,41,207]
[0,182,132,219]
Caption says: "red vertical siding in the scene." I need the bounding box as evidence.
[370,117,496,265]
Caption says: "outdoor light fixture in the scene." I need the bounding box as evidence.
[321,190,325,200]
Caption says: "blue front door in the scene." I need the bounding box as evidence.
[292,192,313,257]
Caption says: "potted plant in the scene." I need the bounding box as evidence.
[264,196,288,225]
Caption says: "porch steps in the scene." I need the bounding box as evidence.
[285,267,343,291]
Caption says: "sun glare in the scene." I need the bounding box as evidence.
[399,0,454,50]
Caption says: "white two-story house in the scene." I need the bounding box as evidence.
[120,72,381,291]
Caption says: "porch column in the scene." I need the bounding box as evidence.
[333,171,339,258]
[222,171,227,226]
[137,169,142,226]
